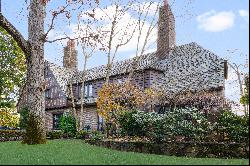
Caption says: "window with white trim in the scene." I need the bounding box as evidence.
[83,83,93,98]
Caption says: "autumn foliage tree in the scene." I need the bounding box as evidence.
[97,82,144,122]
[0,107,20,128]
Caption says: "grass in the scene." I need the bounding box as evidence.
[0,140,248,165]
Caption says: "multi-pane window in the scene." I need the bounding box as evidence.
[88,84,93,97]
[53,113,62,130]
[83,84,93,98]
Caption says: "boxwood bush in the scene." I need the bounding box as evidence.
[46,130,63,140]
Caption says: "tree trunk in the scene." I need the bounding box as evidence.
[25,0,46,143]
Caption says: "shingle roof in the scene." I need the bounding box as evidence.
[155,42,225,93]
[47,42,225,95]
[46,61,77,94]
[74,52,159,83]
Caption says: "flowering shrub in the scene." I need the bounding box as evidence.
[164,108,214,141]
[216,111,249,143]
[118,108,213,143]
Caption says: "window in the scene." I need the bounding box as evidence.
[53,113,62,130]
[45,89,51,98]
[88,84,93,97]
[83,84,93,98]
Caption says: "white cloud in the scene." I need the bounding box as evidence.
[239,9,249,17]
[239,9,249,23]
[197,10,235,32]
[72,5,158,55]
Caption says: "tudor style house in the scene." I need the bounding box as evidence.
[17,1,228,131]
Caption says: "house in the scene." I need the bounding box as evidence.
[17,1,228,131]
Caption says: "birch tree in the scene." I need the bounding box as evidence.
[80,0,141,84]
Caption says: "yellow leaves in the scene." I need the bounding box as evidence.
[97,82,158,122]
[0,108,20,128]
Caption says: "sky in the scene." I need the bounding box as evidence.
[1,0,249,103]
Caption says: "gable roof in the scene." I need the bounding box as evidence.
[154,42,225,93]
[47,42,226,93]
[46,61,77,94]
[73,52,159,83]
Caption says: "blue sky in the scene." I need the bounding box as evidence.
[1,0,249,102]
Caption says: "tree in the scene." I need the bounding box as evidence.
[0,107,20,128]
[0,27,26,108]
[226,50,249,115]
[0,0,98,144]
[240,74,249,114]
[96,82,156,137]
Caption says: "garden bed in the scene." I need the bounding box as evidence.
[85,139,249,159]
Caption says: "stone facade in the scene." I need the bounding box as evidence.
[45,107,99,131]
[79,106,99,131]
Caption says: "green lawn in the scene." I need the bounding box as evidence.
[0,140,248,165]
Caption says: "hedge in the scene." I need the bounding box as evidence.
[0,130,24,142]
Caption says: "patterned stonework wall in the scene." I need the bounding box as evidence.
[45,108,71,130]
[77,106,98,131]
[148,70,165,88]
[45,107,98,131]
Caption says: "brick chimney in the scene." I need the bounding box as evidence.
[63,39,78,70]
[157,0,176,60]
